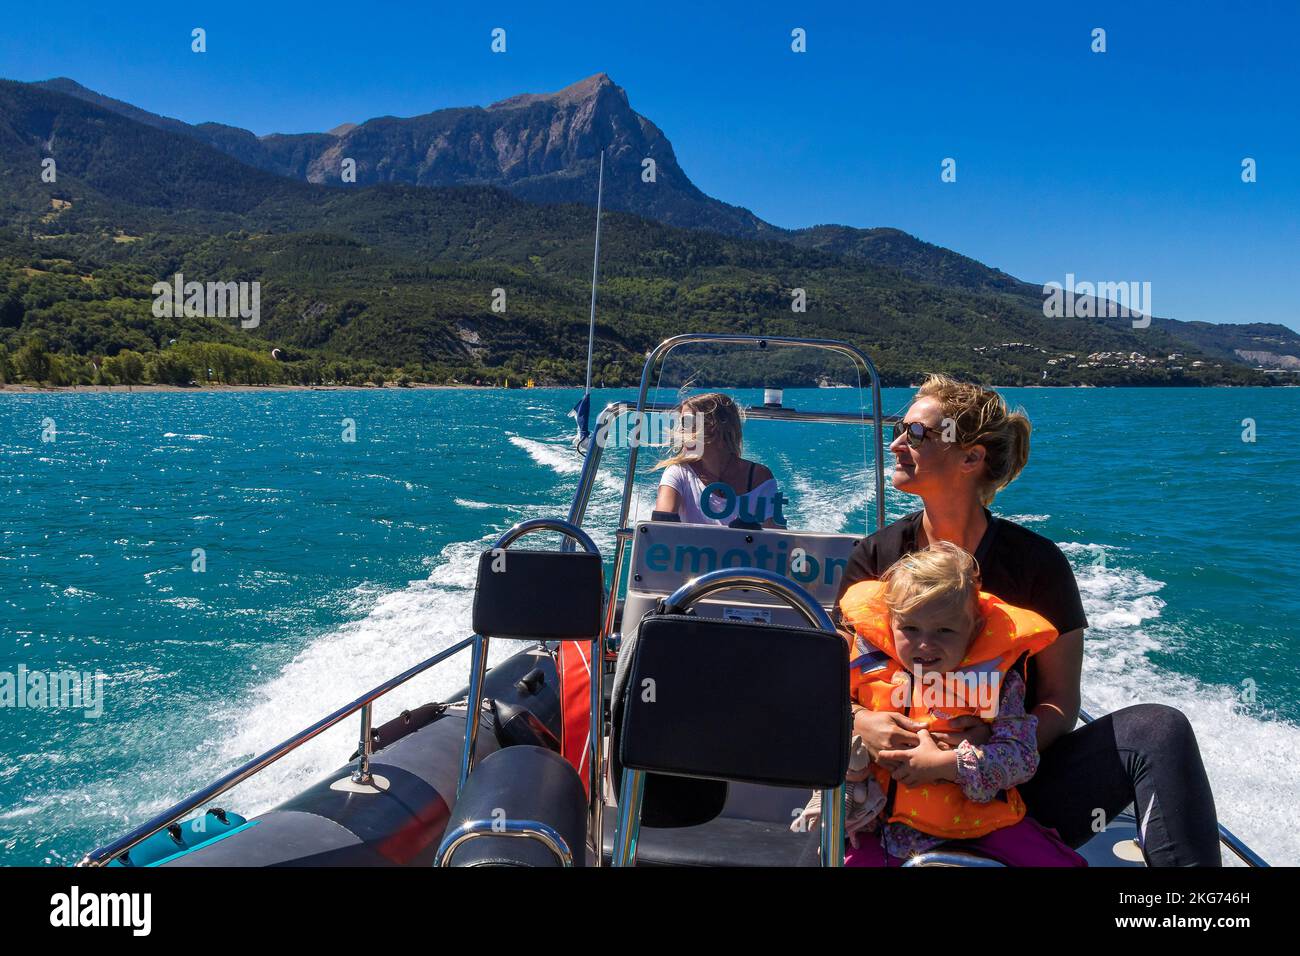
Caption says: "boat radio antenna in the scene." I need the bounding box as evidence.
[570,149,605,451]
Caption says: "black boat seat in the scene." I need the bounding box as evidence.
[610,610,850,866]
[461,518,605,808]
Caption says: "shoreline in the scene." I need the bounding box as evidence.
[1,382,1293,395]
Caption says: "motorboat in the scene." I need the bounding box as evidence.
[78,334,1266,868]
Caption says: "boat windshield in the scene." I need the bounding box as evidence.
[625,338,882,537]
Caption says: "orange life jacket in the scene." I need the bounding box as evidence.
[838,579,1059,840]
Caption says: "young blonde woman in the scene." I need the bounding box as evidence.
[653,392,783,528]
[833,374,1220,866]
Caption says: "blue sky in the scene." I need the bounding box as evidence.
[2,1,1296,329]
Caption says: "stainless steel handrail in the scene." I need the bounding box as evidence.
[662,567,837,632]
[1077,707,1266,867]
[571,335,888,869]
[613,566,846,867]
[435,819,575,867]
[567,339,893,536]
[902,851,1006,867]
[78,634,477,867]
[492,517,600,555]
[566,402,896,544]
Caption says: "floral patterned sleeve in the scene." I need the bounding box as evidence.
[952,668,1039,803]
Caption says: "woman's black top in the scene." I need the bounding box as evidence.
[836,509,1088,707]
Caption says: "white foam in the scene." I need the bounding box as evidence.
[508,434,582,476]
[207,424,630,809]
[359,473,420,492]
[1002,513,1050,525]
[1061,542,1300,865]
[204,435,600,819]
[786,467,874,534]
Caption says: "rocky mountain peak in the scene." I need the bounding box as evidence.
[487,72,622,111]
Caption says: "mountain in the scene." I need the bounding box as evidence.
[1149,319,1300,364]
[0,81,309,215]
[35,73,1046,291]
[36,73,778,240]
[0,75,1293,388]
[37,74,1293,347]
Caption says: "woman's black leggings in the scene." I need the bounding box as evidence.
[1018,703,1221,867]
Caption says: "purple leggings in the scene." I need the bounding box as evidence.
[845,816,1088,867]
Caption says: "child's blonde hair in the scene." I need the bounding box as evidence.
[879,541,981,618]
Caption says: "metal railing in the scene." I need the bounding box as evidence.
[575,334,886,868]
[566,336,887,677]
[903,851,1005,867]
[78,635,478,867]
[435,819,575,868]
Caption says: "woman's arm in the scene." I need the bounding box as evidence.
[654,464,686,516]
[654,483,682,515]
[1028,627,1083,750]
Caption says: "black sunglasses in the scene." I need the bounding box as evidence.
[892,420,943,448]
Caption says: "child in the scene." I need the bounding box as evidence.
[795,541,1085,866]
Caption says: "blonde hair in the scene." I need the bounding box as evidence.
[653,392,744,471]
[915,374,1031,506]
[880,541,980,618]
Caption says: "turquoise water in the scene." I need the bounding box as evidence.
[1,386,1298,865]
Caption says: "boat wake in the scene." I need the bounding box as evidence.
[207,432,617,818]
[209,536,528,820]
[1062,542,1300,865]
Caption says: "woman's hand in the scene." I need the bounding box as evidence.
[853,710,923,769]
[878,730,959,786]
[927,715,993,751]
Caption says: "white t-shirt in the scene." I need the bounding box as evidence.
[657,462,781,527]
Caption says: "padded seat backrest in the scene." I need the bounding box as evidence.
[472,550,603,639]
[610,612,850,826]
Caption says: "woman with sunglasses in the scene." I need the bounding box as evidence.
[833,374,1221,866]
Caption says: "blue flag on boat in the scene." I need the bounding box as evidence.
[569,392,591,448]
